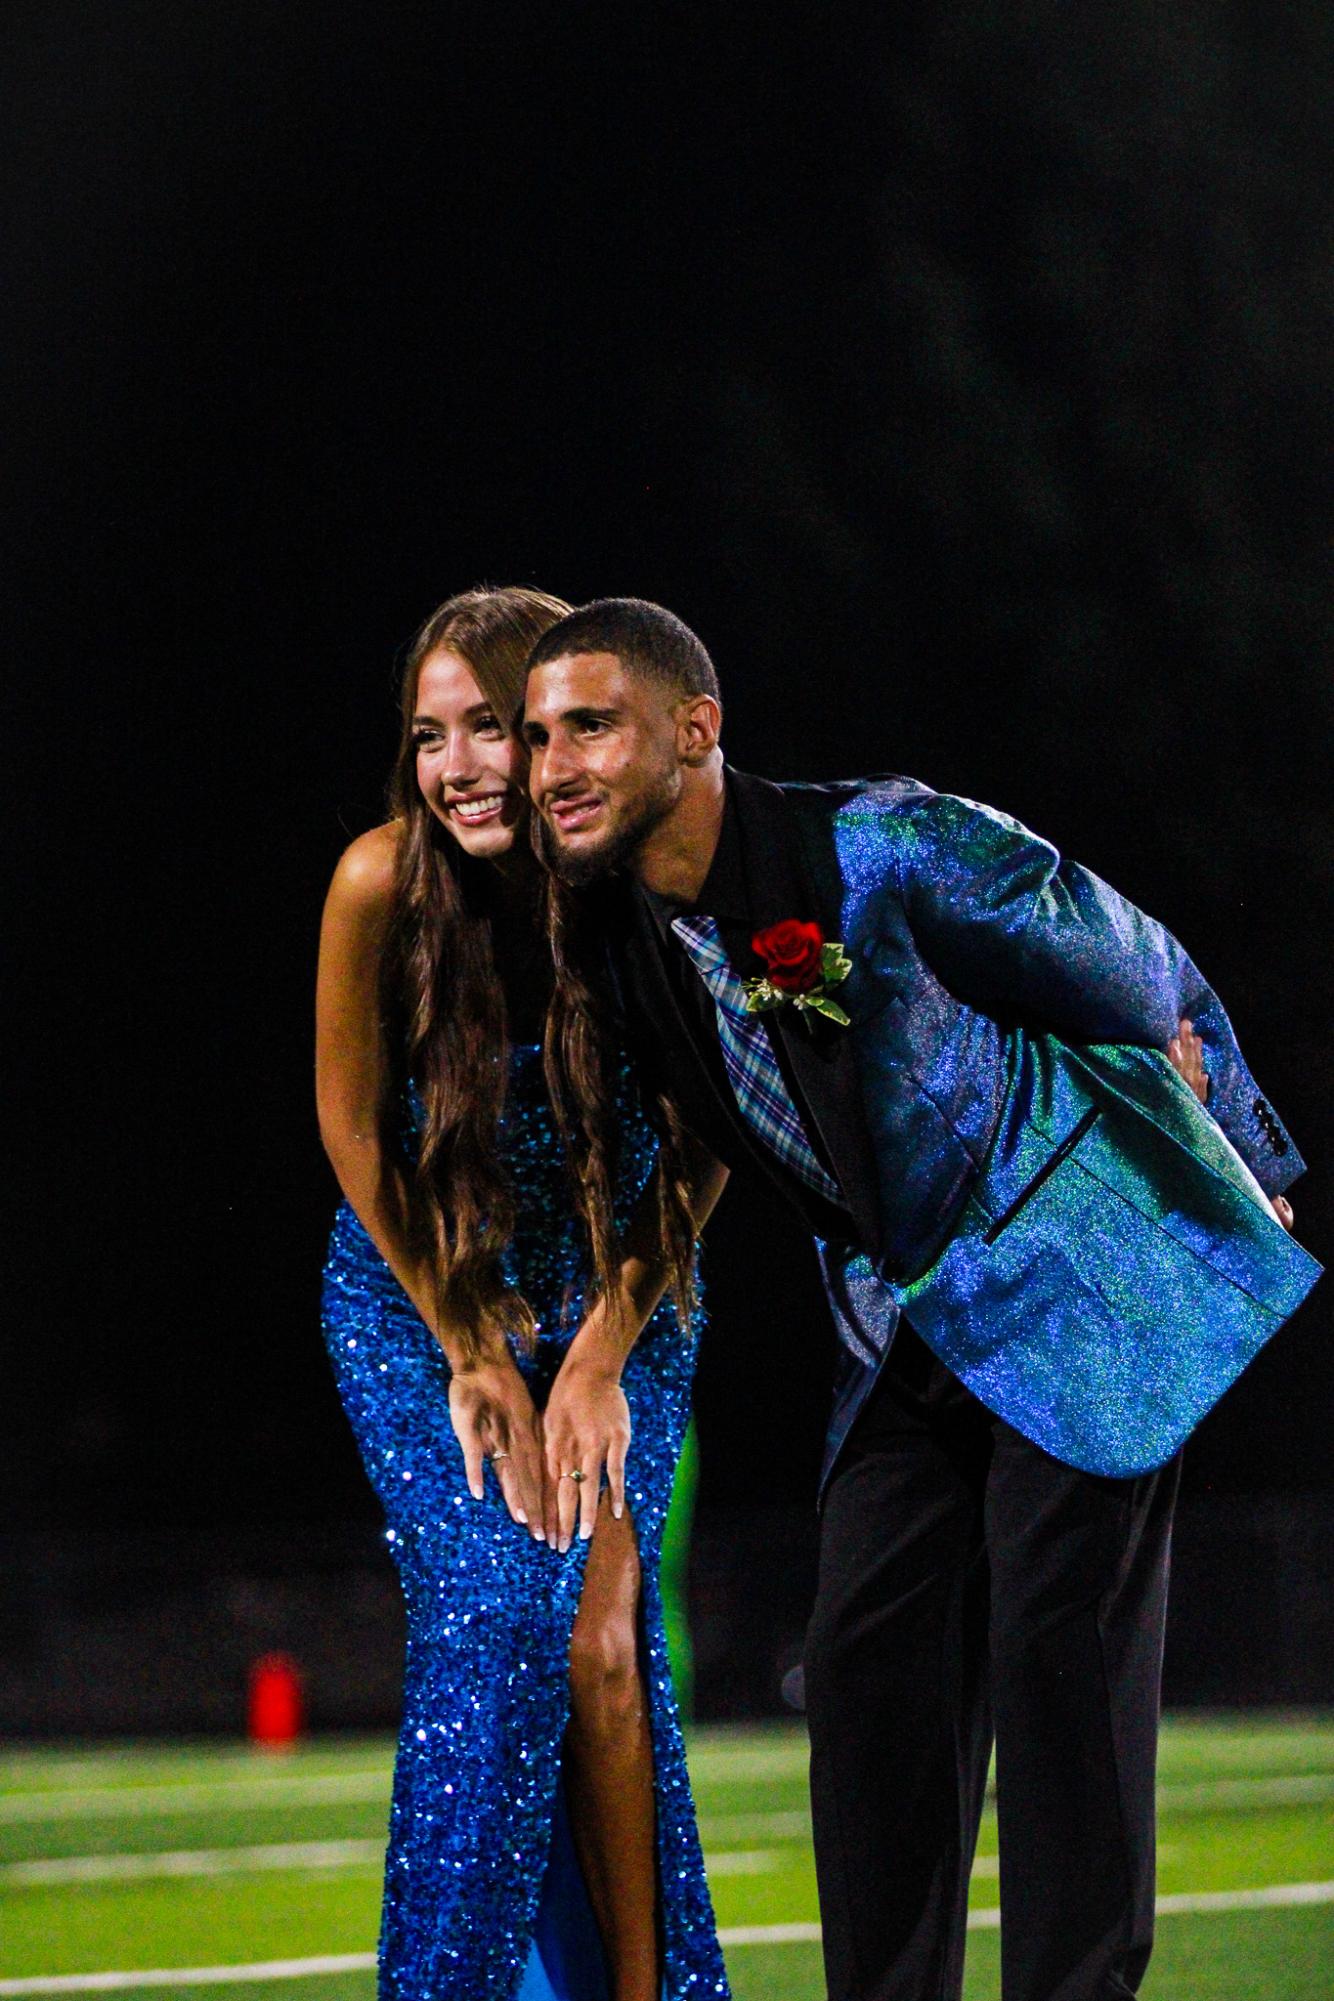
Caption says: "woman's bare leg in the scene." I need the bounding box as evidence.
[564,1489,659,2001]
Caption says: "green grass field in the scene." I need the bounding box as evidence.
[1,1717,1330,1998]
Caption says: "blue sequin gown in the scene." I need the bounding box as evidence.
[322,1044,730,2001]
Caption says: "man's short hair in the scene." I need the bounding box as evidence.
[526,597,720,704]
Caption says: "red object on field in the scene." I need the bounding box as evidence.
[247,1653,304,1746]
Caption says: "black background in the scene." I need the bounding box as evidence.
[7,3,1331,1556]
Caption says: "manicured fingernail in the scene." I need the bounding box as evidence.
[516,1510,527,1523]
[613,1503,623,1519]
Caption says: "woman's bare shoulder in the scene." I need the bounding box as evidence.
[326,821,403,914]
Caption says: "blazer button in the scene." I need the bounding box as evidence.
[1254,1097,1288,1154]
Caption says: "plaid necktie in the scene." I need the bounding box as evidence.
[671,912,842,1202]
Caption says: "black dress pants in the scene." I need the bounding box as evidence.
[804,1325,1181,2001]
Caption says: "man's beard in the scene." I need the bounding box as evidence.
[537,772,679,887]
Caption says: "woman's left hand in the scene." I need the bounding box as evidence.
[542,1357,631,1552]
[1166,1017,1209,1104]
[1167,1017,1295,1231]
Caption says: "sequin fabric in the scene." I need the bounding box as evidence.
[322,1044,729,1999]
[776,775,1314,1490]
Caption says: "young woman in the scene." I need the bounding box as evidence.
[315,587,730,2001]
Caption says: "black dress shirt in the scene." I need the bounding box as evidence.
[635,772,855,1238]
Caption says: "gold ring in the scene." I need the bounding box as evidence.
[566,1469,586,1484]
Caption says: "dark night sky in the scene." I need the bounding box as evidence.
[6,3,1331,1541]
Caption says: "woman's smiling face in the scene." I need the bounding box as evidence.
[412,647,528,860]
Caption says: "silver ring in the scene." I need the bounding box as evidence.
[489,1451,510,1465]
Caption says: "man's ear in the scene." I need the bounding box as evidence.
[676,693,722,766]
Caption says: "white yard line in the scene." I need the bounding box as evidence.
[718,1922,823,1947]
[0,1776,391,1825]
[0,1842,781,1888]
[725,1881,1334,1944]
[0,1841,385,1886]
[6,1766,1330,1828]
[701,1851,780,1877]
[2,1881,1330,1990]
[0,1958,378,1994]
[696,1808,810,1841]
[1155,1881,1334,1914]
[1158,1774,1334,1809]
[694,1738,1334,1794]
[687,1744,812,1783]
[0,1844,1006,1890]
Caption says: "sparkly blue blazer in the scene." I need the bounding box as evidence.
[614,770,1320,1488]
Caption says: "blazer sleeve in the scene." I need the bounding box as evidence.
[894,790,1304,1197]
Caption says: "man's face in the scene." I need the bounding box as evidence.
[523,651,684,883]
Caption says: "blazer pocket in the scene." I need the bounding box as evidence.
[983,1106,1101,1246]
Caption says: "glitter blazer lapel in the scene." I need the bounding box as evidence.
[765,773,1321,1484]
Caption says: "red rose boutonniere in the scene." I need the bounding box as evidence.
[745,919,853,1027]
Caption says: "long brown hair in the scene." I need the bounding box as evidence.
[532,599,713,1331]
[532,592,720,1328]
[541,875,700,1338]
[380,586,570,1363]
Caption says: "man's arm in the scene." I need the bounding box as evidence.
[895,790,1303,1197]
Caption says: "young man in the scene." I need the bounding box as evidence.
[524,598,1315,2001]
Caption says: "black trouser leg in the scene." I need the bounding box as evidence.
[806,1331,1180,2001]
[987,1428,1181,2001]
[805,1344,993,2001]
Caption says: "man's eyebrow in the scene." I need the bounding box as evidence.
[521,705,620,738]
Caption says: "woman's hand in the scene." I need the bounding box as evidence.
[1166,1017,1209,1105]
[543,1355,632,1552]
[1166,1017,1295,1229]
[449,1354,547,1538]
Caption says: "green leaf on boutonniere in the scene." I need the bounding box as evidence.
[742,978,784,1013]
[798,992,852,1026]
[821,942,853,985]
